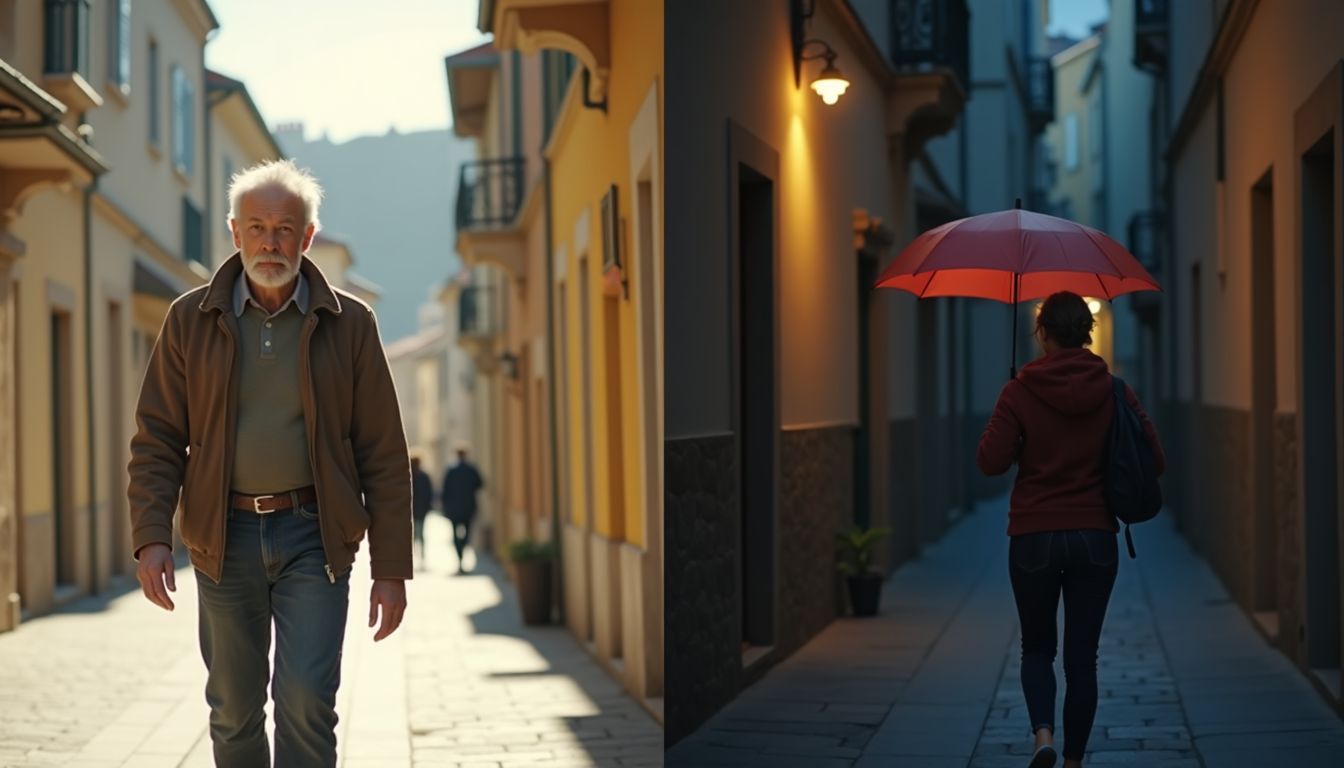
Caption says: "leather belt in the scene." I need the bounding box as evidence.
[230,485,318,514]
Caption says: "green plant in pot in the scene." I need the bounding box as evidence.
[507,538,556,625]
[836,524,891,617]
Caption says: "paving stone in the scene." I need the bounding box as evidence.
[0,516,658,767]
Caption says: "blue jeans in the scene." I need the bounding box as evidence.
[195,503,350,768]
[1008,529,1118,761]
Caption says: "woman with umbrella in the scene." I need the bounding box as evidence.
[877,203,1166,767]
[978,291,1165,767]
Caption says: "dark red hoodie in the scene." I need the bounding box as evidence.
[977,347,1166,536]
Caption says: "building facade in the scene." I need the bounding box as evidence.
[0,0,296,632]
[446,0,665,716]
[665,0,986,743]
[1142,0,1344,712]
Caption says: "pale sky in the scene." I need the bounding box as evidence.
[204,0,489,144]
[1047,0,1110,39]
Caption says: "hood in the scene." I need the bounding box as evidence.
[1017,347,1111,415]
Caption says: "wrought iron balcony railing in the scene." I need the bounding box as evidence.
[455,157,525,232]
[1027,56,1054,130]
[890,0,970,92]
[457,285,499,339]
[1134,0,1168,73]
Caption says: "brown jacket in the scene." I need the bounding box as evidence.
[128,253,413,582]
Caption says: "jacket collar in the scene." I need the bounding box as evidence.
[198,252,342,316]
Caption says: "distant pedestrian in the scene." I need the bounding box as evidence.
[411,451,435,570]
[977,291,1165,768]
[128,158,412,767]
[441,442,485,574]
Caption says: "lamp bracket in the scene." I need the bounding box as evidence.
[791,0,819,87]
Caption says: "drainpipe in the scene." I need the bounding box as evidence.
[543,156,563,624]
[81,111,98,594]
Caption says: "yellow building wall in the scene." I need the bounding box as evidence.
[549,0,661,548]
[12,189,93,594]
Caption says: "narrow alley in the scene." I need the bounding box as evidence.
[667,497,1344,767]
[0,516,661,768]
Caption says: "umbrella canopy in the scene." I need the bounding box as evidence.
[874,207,1161,302]
[874,202,1161,379]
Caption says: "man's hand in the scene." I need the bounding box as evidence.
[135,544,176,611]
[369,579,407,641]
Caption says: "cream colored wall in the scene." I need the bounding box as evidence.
[1230,0,1344,413]
[88,0,209,258]
[3,1,44,77]
[11,189,92,596]
[663,0,894,436]
[1170,0,1344,411]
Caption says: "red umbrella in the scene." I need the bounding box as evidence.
[874,199,1161,377]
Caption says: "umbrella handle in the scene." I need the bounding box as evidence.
[1009,272,1019,380]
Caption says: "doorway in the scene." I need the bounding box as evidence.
[735,156,777,659]
[51,310,75,589]
[1300,131,1340,696]
[1249,170,1278,636]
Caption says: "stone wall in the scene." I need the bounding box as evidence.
[1275,412,1301,662]
[665,435,739,745]
[777,427,851,655]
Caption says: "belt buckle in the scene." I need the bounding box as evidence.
[252,494,276,514]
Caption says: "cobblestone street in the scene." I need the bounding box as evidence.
[667,497,1344,767]
[0,516,661,768]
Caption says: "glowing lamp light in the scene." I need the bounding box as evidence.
[1087,298,1102,315]
[811,62,850,105]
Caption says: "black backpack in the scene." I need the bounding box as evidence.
[1104,376,1163,558]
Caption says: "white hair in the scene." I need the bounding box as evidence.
[226,158,324,231]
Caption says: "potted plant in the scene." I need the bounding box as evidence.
[508,538,555,625]
[836,524,891,617]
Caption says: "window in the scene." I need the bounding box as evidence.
[108,0,130,93]
[171,65,194,174]
[541,49,576,144]
[44,0,91,77]
[182,196,203,264]
[148,39,159,146]
[1064,112,1079,171]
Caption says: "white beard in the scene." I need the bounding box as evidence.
[244,254,299,288]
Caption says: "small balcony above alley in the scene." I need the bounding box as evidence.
[885,0,971,154]
[1134,0,1168,72]
[454,157,527,279]
[1026,55,1054,133]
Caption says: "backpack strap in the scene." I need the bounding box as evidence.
[1124,524,1137,559]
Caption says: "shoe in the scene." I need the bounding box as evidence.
[1028,744,1057,768]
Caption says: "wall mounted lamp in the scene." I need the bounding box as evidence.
[791,0,851,105]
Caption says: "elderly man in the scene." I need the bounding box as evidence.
[128,158,411,767]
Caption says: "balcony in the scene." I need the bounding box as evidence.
[455,284,504,374]
[1127,209,1166,322]
[1027,56,1054,132]
[42,0,102,113]
[0,59,105,251]
[1134,0,1168,73]
[454,157,527,279]
[885,0,970,156]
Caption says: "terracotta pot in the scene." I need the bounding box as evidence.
[514,558,553,625]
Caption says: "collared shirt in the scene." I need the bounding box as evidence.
[230,268,314,494]
[233,270,310,317]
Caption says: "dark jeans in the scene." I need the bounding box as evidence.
[1008,528,1118,761]
[195,503,350,768]
[452,518,474,569]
